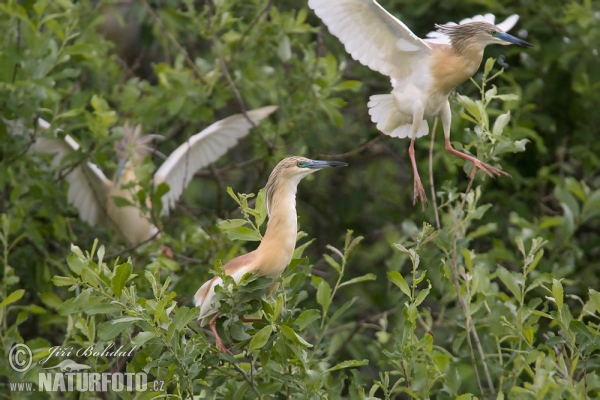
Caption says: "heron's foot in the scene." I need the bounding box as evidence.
[444,142,510,179]
[471,159,511,179]
[216,339,232,355]
[413,176,428,211]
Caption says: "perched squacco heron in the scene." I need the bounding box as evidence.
[23,106,277,245]
[309,0,533,208]
[194,156,347,353]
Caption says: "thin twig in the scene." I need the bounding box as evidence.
[450,169,486,399]
[207,7,274,151]
[318,135,383,160]
[104,229,162,260]
[230,362,262,398]
[428,117,440,229]
[232,0,274,57]
[140,0,205,82]
[195,157,260,177]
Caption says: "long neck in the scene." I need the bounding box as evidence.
[255,178,300,277]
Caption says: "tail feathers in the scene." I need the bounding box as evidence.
[367,94,429,139]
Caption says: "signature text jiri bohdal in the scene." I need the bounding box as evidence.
[40,343,137,365]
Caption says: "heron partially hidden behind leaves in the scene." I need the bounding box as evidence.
[309,0,533,208]
[22,106,277,245]
[195,156,347,353]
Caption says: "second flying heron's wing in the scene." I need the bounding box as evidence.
[154,106,278,215]
[28,121,113,227]
[309,0,431,81]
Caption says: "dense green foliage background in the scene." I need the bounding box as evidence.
[1,0,599,398]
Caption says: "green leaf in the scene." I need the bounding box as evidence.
[387,271,411,299]
[217,219,248,230]
[316,279,332,312]
[111,262,132,297]
[496,267,522,304]
[483,57,495,75]
[525,250,544,275]
[223,226,262,242]
[66,253,84,275]
[40,292,62,310]
[414,281,432,307]
[339,273,376,288]
[279,326,312,347]
[132,331,157,346]
[249,325,273,350]
[0,289,25,309]
[325,359,369,373]
[330,297,358,324]
[589,289,600,314]
[168,307,198,340]
[111,196,134,208]
[493,94,520,102]
[97,320,135,341]
[254,189,267,228]
[552,279,564,310]
[323,254,341,273]
[294,309,320,330]
[52,275,78,287]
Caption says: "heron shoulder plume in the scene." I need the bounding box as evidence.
[434,22,498,53]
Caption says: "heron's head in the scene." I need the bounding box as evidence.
[115,123,164,165]
[265,156,347,214]
[436,21,532,53]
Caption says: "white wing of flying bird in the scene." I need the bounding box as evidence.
[308,0,431,80]
[29,127,113,227]
[425,14,520,44]
[154,105,278,215]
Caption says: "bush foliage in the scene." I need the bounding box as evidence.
[1,0,599,398]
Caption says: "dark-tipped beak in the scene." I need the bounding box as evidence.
[306,160,348,169]
[495,32,533,47]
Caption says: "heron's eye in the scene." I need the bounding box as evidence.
[296,161,303,167]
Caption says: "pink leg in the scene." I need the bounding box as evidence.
[409,135,428,211]
[209,313,232,354]
[444,138,510,178]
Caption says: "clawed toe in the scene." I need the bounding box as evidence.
[473,161,510,179]
[413,179,428,211]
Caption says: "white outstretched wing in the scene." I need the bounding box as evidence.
[29,124,112,227]
[154,106,278,214]
[425,14,520,44]
[309,0,431,81]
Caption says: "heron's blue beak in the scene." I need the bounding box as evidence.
[305,160,348,169]
[494,32,533,47]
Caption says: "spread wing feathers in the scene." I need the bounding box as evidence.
[425,14,519,44]
[30,133,112,227]
[309,0,431,80]
[154,105,278,215]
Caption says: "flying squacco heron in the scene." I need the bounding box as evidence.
[23,106,277,245]
[309,0,533,208]
[194,156,347,353]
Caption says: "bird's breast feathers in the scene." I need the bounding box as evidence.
[429,45,483,95]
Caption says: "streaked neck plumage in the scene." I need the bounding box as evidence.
[255,174,303,278]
